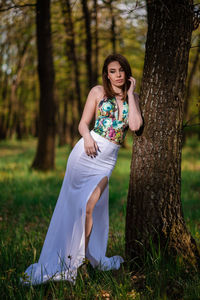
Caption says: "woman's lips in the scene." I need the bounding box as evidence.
[116,79,124,83]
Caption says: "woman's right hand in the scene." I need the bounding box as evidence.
[84,135,99,158]
[78,86,104,157]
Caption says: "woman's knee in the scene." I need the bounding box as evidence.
[86,202,93,216]
[86,176,108,216]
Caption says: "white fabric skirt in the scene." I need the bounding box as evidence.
[21,130,124,285]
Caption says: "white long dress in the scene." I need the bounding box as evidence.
[21,130,124,285]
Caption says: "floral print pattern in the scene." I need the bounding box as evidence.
[93,97,129,144]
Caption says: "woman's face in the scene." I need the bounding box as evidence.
[107,61,125,88]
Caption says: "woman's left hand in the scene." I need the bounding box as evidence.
[127,76,136,96]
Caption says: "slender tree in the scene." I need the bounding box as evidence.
[93,0,99,84]
[109,0,116,54]
[103,0,117,54]
[58,89,71,146]
[81,0,94,89]
[0,43,9,139]
[183,35,200,143]
[8,36,31,138]
[184,35,200,121]
[125,0,200,265]
[60,0,82,145]
[32,0,57,170]
[62,0,82,113]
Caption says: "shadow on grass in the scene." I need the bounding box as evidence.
[1,137,200,299]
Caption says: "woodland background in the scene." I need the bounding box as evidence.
[0,0,200,299]
[0,0,199,149]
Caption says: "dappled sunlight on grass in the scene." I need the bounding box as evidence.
[0,139,36,157]
[0,134,200,299]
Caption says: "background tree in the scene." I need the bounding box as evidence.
[32,0,57,170]
[0,0,198,169]
[59,0,82,146]
[81,0,94,89]
[0,7,36,140]
[125,0,200,265]
[9,35,32,139]
[183,33,200,143]
[93,0,99,84]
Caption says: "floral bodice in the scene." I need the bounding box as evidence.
[93,96,129,144]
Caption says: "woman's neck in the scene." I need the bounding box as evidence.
[111,85,124,100]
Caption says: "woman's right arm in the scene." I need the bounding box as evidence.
[78,86,100,157]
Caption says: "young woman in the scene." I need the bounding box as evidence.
[21,53,143,285]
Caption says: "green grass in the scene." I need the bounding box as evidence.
[0,134,200,299]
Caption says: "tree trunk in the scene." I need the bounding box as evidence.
[125,0,200,266]
[0,42,8,140]
[62,0,82,112]
[0,74,8,140]
[31,85,39,137]
[58,90,72,147]
[32,0,57,170]
[103,0,117,54]
[8,37,30,138]
[93,0,99,85]
[110,1,116,54]
[16,88,27,140]
[183,34,200,144]
[61,0,82,141]
[184,35,200,120]
[81,0,94,89]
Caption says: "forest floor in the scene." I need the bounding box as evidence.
[0,134,200,299]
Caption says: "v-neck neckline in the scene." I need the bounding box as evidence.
[114,96,126,122]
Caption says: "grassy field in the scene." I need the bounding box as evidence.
[0,134,200,299]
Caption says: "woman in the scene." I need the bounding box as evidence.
[21,53,143,285]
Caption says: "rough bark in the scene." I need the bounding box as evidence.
[125,0,200,266]
[32,0,57,170]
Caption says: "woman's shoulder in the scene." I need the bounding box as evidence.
[90,85,105,95]
[90,85,106,103]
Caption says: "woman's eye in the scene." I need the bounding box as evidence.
[109,69,124,74]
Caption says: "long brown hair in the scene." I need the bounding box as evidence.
[102,53,132,100]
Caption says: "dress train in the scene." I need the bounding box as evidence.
[21,131,124,285]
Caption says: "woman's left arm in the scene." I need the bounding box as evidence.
[127,77,143,131]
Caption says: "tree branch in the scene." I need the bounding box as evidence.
[183,123,200,128]
[183,114,200,128]
[0,3,36,12]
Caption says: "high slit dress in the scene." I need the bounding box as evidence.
[22,96,128,285]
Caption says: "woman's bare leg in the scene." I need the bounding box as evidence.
[85,176,108,253]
